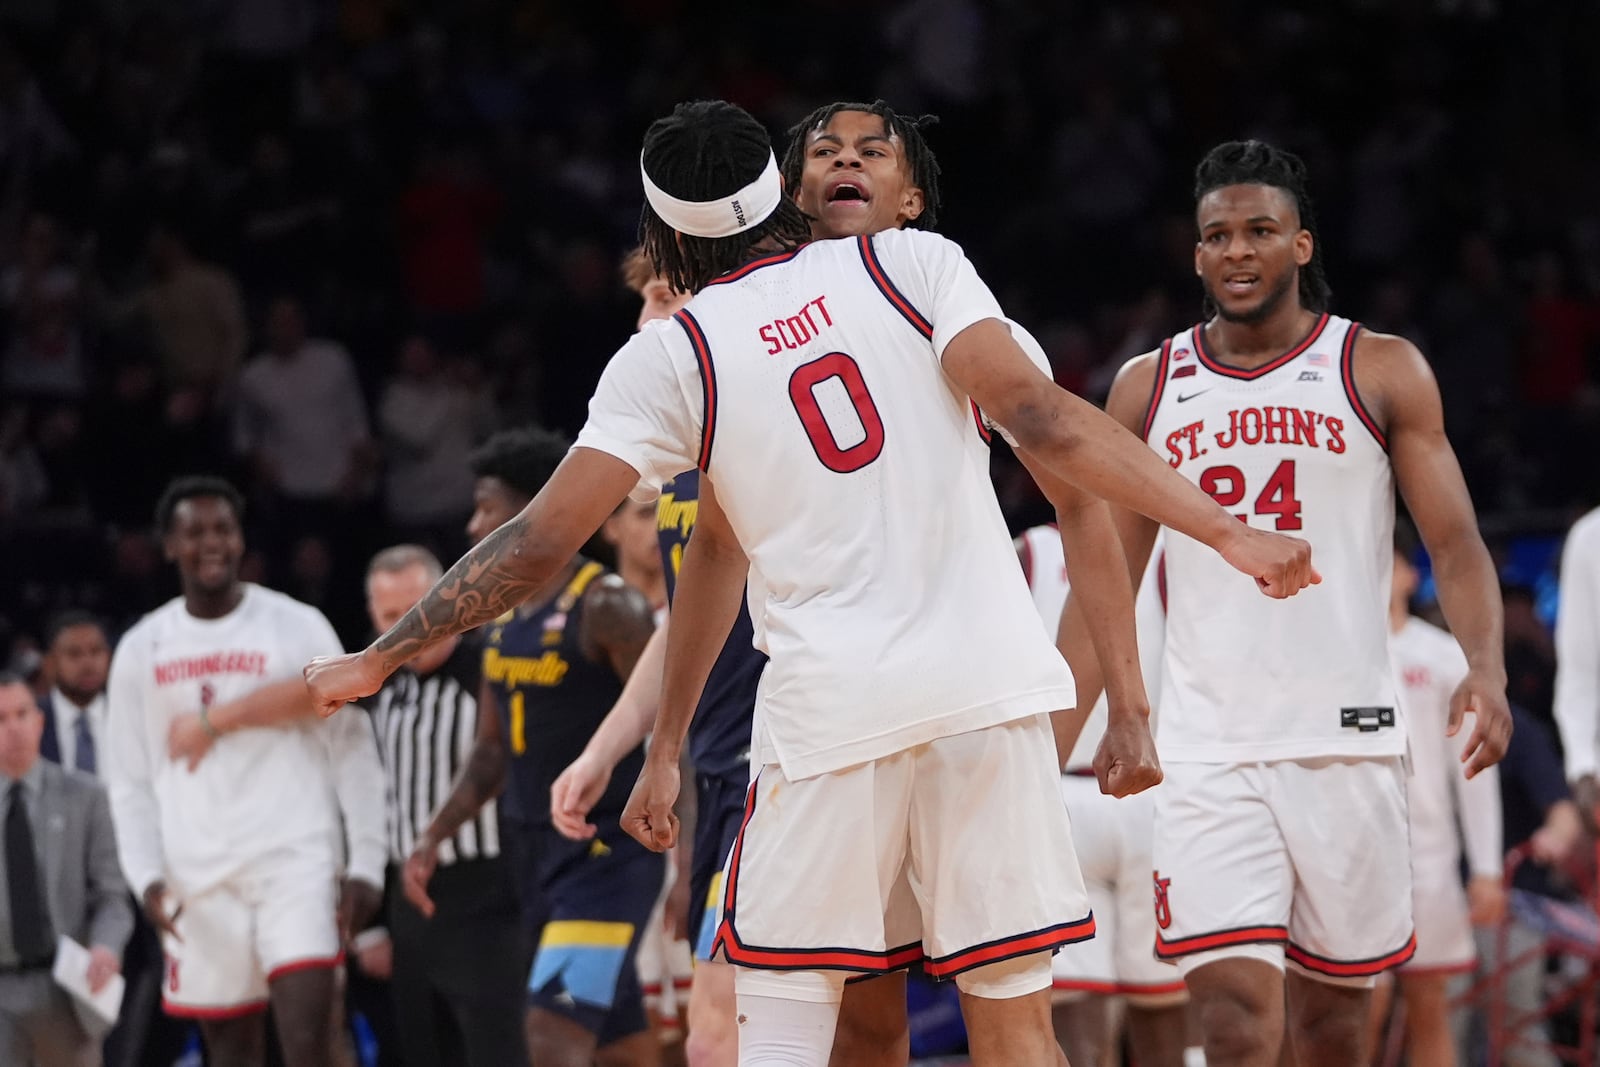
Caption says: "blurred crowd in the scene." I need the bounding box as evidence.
[0,1,1599,1065]
[1,0,1599,659]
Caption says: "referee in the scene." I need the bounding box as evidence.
[362,545,528,1067]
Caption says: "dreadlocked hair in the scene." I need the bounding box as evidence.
[469,425,571,500]
[779,100,943,232]
[639,100,813,294]
[1194,140,1332,314]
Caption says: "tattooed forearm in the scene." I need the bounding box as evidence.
[425,739,507,846]
[373,516,553,673]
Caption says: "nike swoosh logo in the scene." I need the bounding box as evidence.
[1176,390,1212,403]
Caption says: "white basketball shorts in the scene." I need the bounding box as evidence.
[161,841,341,1017]
[636,854,695,1024]
[1052,773,1186,1005]
[1152,757,1415,987]
[712,714,1092,982]
[1400,851,1475,975]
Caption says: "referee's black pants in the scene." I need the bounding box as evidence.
[389,857,531,1067]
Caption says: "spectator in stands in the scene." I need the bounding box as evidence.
[377,334,494,561]
[0,671,132,1067]
[112,222,247,401]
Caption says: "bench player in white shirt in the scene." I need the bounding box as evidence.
[106,477,387,1067]
[1018,526,1191,1066]
[1060,140,1513,1067]
[1379,525,1504,1067]
[305,101,1319,1066]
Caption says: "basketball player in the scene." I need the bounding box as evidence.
[554,100,1145,1067]
[1380,525,1503,1067]
[105,476,386,1067]
[402,427,664,1067]
[1017,524,1192,1067]
[1058,140,1512,1067]
[306,101,1317,1066]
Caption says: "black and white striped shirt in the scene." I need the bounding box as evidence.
[368,637,499,867]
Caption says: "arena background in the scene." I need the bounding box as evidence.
[0,0,1597,1062]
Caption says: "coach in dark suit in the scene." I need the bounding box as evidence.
[0,670,133,1066]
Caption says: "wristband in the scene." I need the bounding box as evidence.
[198,706,220,739]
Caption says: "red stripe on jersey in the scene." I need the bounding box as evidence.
[703,246,808,287]
[1286,933,1416,977]
[1155,924,1288,958]
[1141,338,1173,443]
[1339,323,1388,451]
[971,400,992,445]
[857,235,933,339]
[923,915,1097,979]
[1193,313,1331,380]
[675,310,717,471]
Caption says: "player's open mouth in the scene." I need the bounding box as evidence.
[1223,273,1259,293]
[827,181,869,204]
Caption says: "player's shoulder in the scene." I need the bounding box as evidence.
[1350,325,1431,379]
[1566,505,1600,549]
[867,226,965,267]
[1104,346,1166,423]
[117,596,185,644]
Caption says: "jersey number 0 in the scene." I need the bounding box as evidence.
[789,352,886,473]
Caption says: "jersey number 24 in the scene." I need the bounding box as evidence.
[1199,459,1303,530]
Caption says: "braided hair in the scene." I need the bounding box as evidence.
[1194,140,1332,314]
[639,101,812,294]
[779,100,943,232]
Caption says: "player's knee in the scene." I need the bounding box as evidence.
[1289,986,1370,1056]
[953,952,1052,1000]
[1187,962,1281,1058]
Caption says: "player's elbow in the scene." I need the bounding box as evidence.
[1004,389,1082,461]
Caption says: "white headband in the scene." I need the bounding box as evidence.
[641,150,782,238]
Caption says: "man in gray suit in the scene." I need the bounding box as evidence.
[0,671,133,1066]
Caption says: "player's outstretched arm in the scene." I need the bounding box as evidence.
[623,476,746,853]
[943,320,1318,599]
[551,619,669,842]
[167,677,319,767]
[304,448,643,714]
[1372,332,1511,777]
[1016,452,1160,797]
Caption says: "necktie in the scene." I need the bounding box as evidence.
[6,783,52,964]
[73,712,96,775]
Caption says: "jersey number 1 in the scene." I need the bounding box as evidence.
[789,352,885,473]
[1199,459,1303,530]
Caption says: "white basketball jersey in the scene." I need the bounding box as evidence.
[577,228,1075,780]
[105,584,356,896]
[1018,524,1166,770]
[1142,314,1399,761]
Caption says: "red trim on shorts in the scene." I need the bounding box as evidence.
[1286,933,1416,978]
[712,773,929,974]
[1155,924,1288,959]
[923,915,1097,980]
[1192,313,1331,381]
[1140,338,1173,442]
[163,997,270,1020]
[1053,976,1188,997]
[267,952,344,982]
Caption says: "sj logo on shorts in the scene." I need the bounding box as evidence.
[166,958,180,993]
[1152,872,1173,930]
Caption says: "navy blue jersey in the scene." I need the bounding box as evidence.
[657,471,763,780]
[483,560,645,824]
